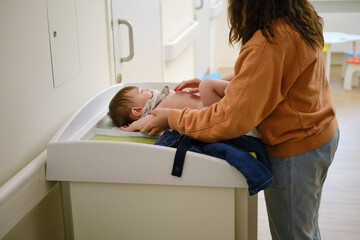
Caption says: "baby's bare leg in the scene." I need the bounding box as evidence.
[199,78,229,107]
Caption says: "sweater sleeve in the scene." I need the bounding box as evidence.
[168,33,300,142]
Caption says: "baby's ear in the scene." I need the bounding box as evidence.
[131,107,143,117]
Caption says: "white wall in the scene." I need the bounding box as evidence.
[0,0,112,238]
[161,0,196,81]
[1,0,358,238]
[213,0,360,69]
[313,0,360,52]
[213,0,240,69]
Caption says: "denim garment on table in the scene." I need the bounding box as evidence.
[155,130,274,196]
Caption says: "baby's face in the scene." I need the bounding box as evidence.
[128,87,153,108]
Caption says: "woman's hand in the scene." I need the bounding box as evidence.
[140,108,171,136]
[120,122,138,132]
[120,115,155,132]
[173,78,202,93]
[120,124,133,131]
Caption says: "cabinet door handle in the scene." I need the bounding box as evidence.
[118,19,134,62]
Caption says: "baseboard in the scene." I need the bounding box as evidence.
[0,150,57,238]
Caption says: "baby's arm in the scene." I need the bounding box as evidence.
[121,115,155,132]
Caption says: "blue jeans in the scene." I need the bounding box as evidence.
[264,128,339,240]
[155,130,274,195]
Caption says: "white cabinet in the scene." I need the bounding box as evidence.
[111,0,197,83]
[111,0,163,83]
[47,0,80,88]
[0,0,81,89]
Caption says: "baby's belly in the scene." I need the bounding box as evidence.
[157,91,203,110]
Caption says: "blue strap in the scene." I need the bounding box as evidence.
[172,134,191,177]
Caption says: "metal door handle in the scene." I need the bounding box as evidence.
[118,19,134,62]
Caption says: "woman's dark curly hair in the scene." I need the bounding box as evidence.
[228,0,324,49]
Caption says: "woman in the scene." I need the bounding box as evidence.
[141,0,339,239]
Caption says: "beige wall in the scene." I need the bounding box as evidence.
[0,0,112,238]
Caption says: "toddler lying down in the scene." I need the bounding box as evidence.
[108,80,258,137]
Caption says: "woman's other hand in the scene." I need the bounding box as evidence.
[120,124,133,131]
[173,78,202,93]
[140,108,171,136]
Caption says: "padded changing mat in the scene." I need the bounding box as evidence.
[91,134,158,144]
[92,116,159,144]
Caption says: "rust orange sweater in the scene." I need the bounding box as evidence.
[168,21,338,157]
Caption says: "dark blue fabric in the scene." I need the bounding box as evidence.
[155,130,274,195]
[171,134,191,177]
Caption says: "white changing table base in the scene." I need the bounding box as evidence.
[70,182,257,240]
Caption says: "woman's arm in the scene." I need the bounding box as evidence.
[143,41,289,140]
[140,109,171,136]
[167,42,290,142]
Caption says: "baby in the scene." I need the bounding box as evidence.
[108,78,228,132]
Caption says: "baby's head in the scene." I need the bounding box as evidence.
[108,86,153,127]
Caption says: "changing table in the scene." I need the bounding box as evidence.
[46,82,258,240]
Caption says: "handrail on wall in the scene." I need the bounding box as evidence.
[210,0,223,18]
[0,151,56,238]
[163,21,200,61]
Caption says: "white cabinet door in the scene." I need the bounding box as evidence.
[111,0,196,84]
[47,0,80,88]
[111,0,164,84]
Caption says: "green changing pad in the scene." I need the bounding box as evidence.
[91,134,158,145]
[91,135,256,157]
[93,116,159,144]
